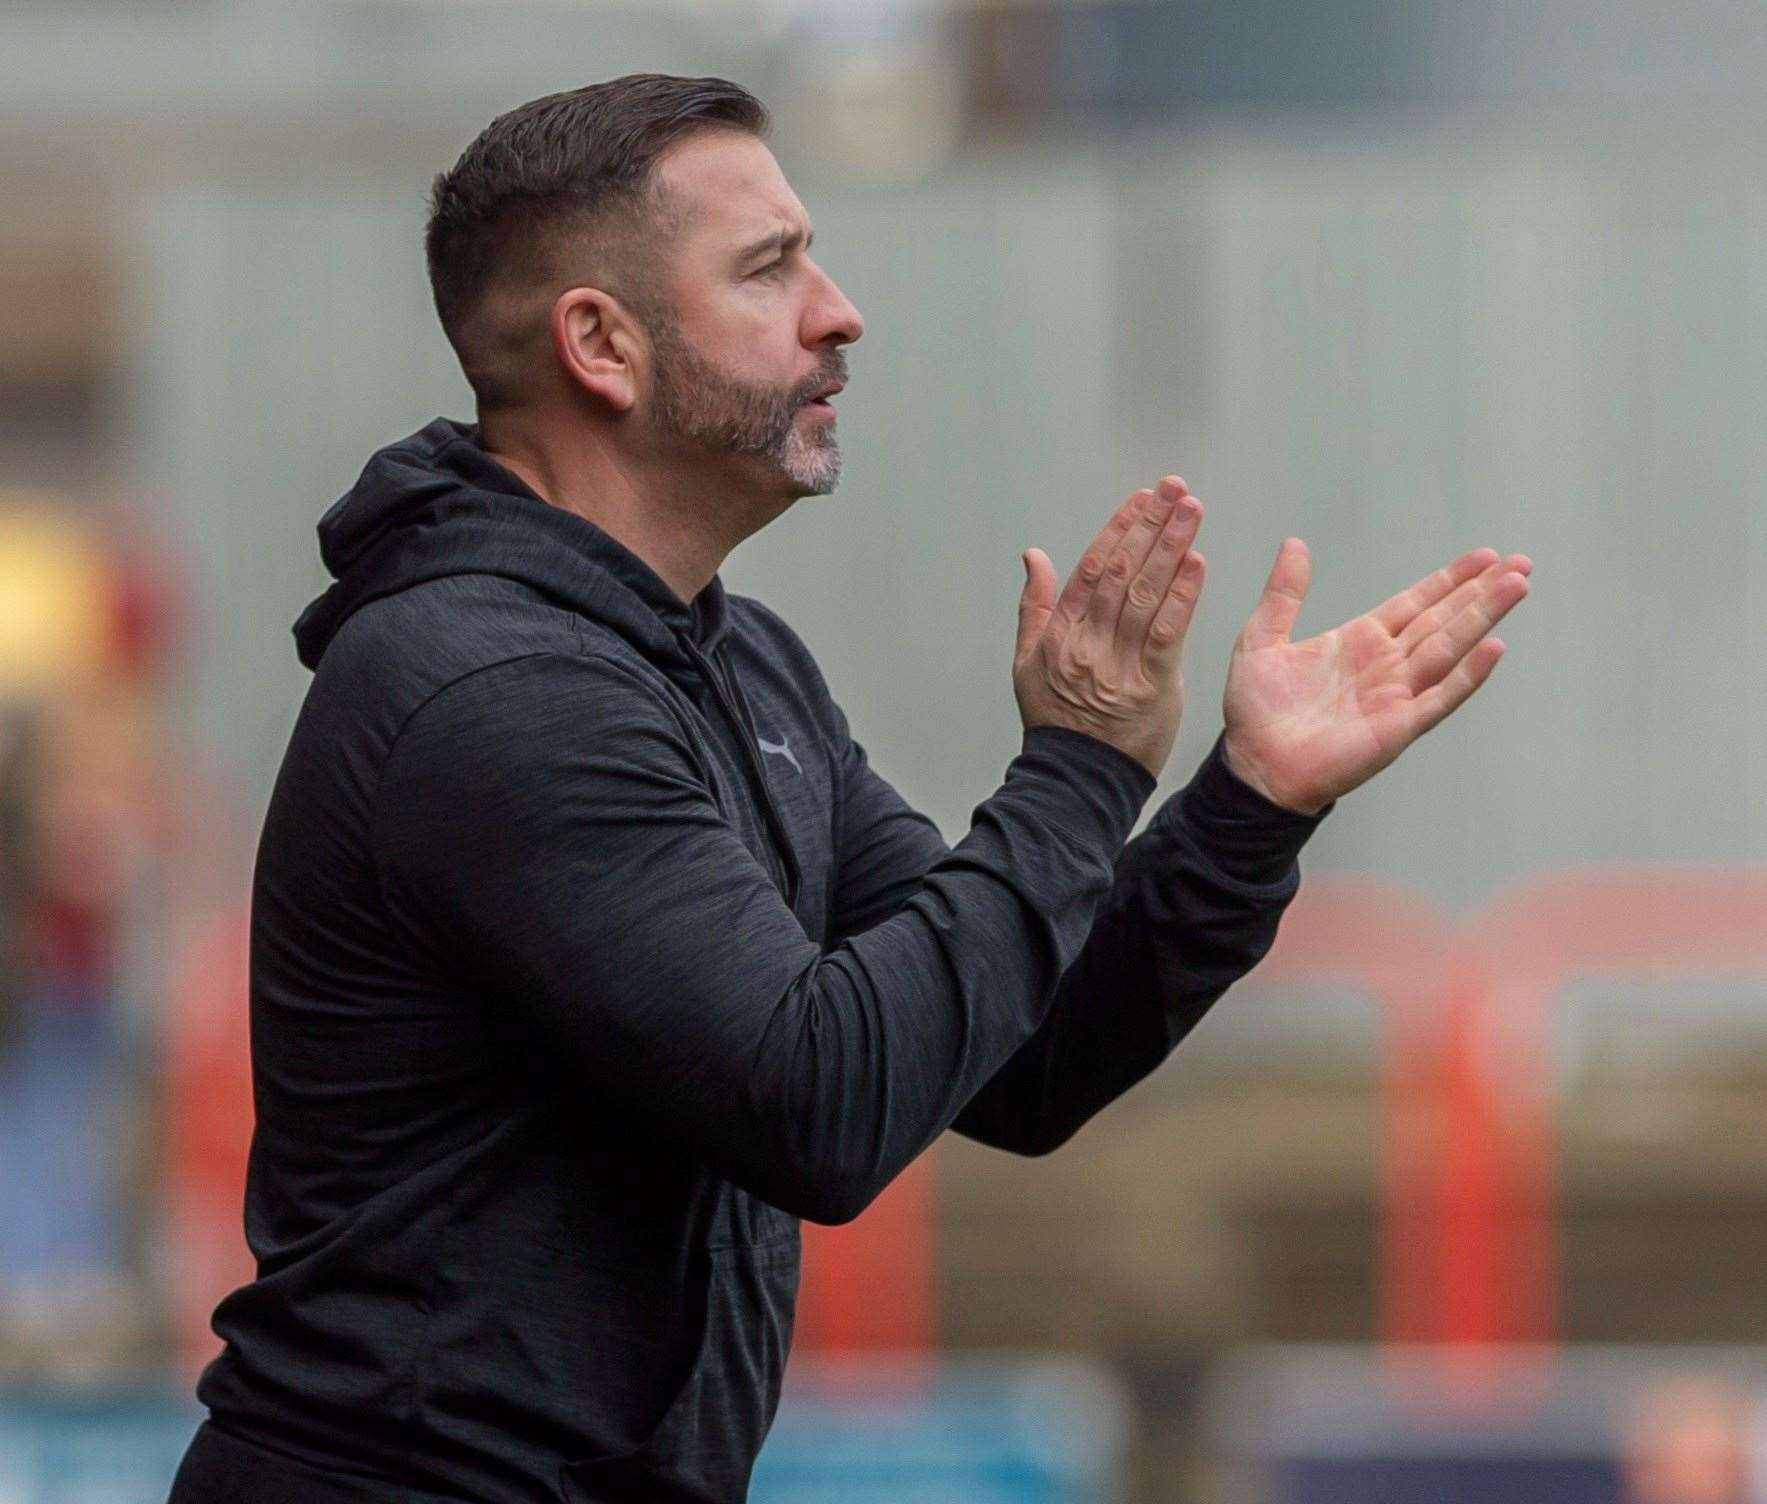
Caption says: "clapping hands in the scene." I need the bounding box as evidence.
[1221,541,1532,814]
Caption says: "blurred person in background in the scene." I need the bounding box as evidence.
[1621,1375,1764,1504]
[0,703,31,1044]
[168,74,1529,1504]
[0,500,170,1376]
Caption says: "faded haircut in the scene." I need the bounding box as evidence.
[424,74,769,411]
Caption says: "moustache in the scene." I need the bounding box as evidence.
[792,354,849,409]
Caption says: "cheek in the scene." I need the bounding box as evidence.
[703,287,809,372]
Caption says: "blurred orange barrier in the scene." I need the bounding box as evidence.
[795,1152,935,1353]
[162,903,254,1383]
[1453,867,1767,1355]
[1253,878,1467,1353]
[1263,867,1767,1406]
[160,868,1767,1388]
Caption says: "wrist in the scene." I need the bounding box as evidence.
[1153,734,1330,887]
[1220,734,1332,817]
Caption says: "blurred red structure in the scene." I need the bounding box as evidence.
[163,904,253,1382]
[1249,876,1464,1354]
[795,1155,936,1353]
[159,866,1767,1385]
[1456,868,1767,1352]
[1258,867,1767,1406]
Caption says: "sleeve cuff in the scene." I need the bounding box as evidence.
[1011,724,1158,854]
[1154,733,1331,886]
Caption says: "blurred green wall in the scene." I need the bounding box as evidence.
[125,123,1767,919]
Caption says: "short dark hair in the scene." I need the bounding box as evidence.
[425,74,770,409]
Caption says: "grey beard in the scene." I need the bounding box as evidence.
[647,318,845,495]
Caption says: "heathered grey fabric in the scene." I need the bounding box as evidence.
[170,417,1326,1504]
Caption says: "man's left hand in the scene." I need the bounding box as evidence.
[1221,541,1532,815]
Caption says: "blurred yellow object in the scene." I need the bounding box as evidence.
[0,495,112,699]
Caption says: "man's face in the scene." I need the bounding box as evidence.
[637,131,864,497]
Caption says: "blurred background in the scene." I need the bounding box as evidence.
[4,0,1767,1498]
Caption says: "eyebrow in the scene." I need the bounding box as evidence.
[735,223,814,267]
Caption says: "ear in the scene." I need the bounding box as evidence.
[550,286,640,413]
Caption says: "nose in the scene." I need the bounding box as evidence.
[804,260,864,348]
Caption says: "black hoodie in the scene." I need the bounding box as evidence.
[169,418,1326,1504]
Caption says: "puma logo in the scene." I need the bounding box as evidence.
[756,735,802,775]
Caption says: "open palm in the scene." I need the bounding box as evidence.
[1222,541,1532,814]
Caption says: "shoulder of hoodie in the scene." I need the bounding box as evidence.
[316,572,589,694]
[307,574,685,744]
[306,575,852,764]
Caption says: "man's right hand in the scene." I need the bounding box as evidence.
[1014,476,1205,780]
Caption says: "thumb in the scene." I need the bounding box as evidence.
[1015,547,1057,662]
[1242,537,1312,648]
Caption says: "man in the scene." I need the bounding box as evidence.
[168,74,1529,1504]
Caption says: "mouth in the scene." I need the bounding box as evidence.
[801,380,844,410]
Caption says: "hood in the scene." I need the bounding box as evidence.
[292,417,731,672]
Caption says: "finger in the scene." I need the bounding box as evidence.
[1015,547,1059,665]
[1086,475,1193,633]
[1406,569,1531,690]
[1396,552,1533,654]
[1239,537,1312,650]
[1114,491,1204,660]
[1407,636,1506,738]
[1142,550,1207,675]
[1053,488,1154,627]
[1370,548,1499,637]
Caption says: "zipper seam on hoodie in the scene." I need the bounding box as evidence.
[677,634,803,911]
[714,646,805,911]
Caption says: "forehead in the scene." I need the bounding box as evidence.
[653,131,808,252]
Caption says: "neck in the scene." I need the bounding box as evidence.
[479,412,790,604]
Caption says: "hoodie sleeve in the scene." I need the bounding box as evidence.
[372,652,1151,1225]
[821,705,1328,1155]
[948,735,1330,1155]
